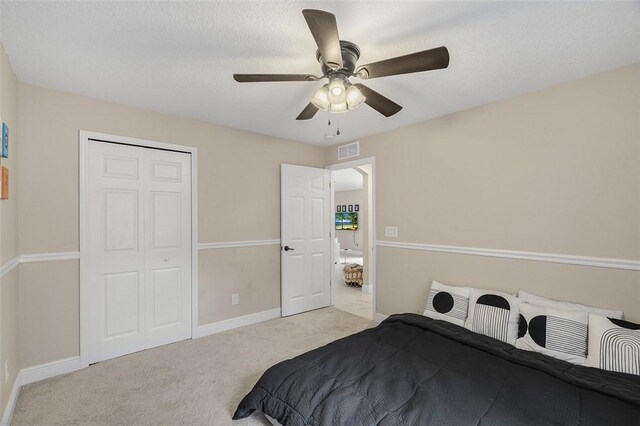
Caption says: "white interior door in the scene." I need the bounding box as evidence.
[281,164,331,317]
[86,141,192,364]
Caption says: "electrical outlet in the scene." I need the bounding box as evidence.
[385,226,399,238]
[4,360,8,382]
[231,293,239,305]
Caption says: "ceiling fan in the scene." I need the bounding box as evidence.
[233,9,450,120]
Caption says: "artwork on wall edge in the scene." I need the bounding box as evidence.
[348,205,353,212]
[1,122,8,158]
[337,205,342,212]
[1,166,8,200]
[355,204,359,211]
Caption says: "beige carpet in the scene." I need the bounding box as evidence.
[12,308,374,426]
[333,283,373,320]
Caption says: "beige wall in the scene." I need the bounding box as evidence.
[18,261,78,368]
[378,248,640,321]
[0,44,20,417]
[335,189,364,252]
[0,51,19,265]
[326,64,640,322]
[16,83,325,368]
[0,44,20,418]
[199,246,280,325]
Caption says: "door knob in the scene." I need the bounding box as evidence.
[282,245,295,252]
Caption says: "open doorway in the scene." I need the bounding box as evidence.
[329,159,375,320]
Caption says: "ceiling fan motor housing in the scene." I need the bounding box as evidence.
[316,41,360,76]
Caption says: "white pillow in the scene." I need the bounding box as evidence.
[465,288,520,344]
[584,314,639,375]
[515,303,588,364]
[517,290,623,319]
[423,281,470,326]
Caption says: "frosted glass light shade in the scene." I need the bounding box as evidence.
[310,85,330,111]
[328,78,347,104]
[346,85,366,110]
[329,101,348,113]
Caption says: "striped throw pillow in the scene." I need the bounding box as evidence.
[515,303,588,364]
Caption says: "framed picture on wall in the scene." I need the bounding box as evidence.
[1,123,8,158]
[348,205,353,212]
[355,204,359,211]
[337,205,342,212]
[1,167,8,200]
[341,205,346,212]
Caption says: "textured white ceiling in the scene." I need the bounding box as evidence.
[2,1,639,146]
[333,168,363,192]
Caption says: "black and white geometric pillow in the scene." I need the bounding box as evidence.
[585,314,640,375]
[465,289,520,344]
[515,303,588,364]
[423,281,470,326]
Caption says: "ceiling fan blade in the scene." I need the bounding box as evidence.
[233,74,319,83]
[302,9,343,71]
[354,84,402,117]
[356,46,449,79]
[296,102,319,120]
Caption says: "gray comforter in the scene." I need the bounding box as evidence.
[234,314,640,425]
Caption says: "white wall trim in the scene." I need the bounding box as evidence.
[0,256,19,277]
[373,313,388,323]
[0,372,20,426]
[198,239,280,250]
[361,284,373,294]
[20,356,81,386]
[0,356,83,426]
[19,251,80,263]
[376,240,640,271]
[1,252,80,277]
[196,308,281,338]
[2,240,281,268]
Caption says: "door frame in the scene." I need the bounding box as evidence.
[326,156,376,320]
[79,130,199,368]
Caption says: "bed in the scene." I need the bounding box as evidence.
[234,314,639,425]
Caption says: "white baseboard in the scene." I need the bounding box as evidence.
[361,284,373,294]
[20,356,81,386]
[374,313,388,323]
[1,355,82,426]
[0,373,21,426]
[196,308,281,338]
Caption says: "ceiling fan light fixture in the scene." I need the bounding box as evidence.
[346,85,365,110]
[311,84,330,111]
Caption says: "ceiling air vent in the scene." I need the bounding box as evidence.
[337,142,359,160]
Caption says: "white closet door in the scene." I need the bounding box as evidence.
[144,148,192,349]
[86,141,191,364]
